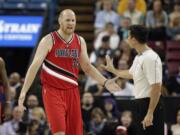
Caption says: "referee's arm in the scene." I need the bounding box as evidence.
[101,55,133,79]
[109,69,133,79]
[147,83,161,115]
[144,57,162,115]
[142,56,162,128]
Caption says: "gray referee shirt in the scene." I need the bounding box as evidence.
[129,49,162,99]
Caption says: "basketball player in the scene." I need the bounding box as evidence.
[0,57,11,124]
[102,25,164,135]
[18,9,119,135]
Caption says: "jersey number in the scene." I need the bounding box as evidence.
[72,58,79,68]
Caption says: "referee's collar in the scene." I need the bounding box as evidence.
[138,49,151,56]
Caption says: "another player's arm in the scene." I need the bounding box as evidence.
[79,36,106,85]
[0,58,11,103]
[101,55,133,79]
[0,58,11,120]
[18,34,53,106]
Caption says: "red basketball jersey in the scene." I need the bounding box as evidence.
[40,31,81,89]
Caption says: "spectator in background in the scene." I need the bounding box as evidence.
[23,94,39,123]
[117,0,146,15]
[95,0,119,13]
[9,87,16,111]
[82,92,95,133]
[117,17,132,41]
[171,108,180,135]
[118,110,136,135]
[146,0,168,28]
[104,98,119,122]
[113,77,134,97]
[97,98,120,135]
[146,0,175,14]
[95,0,104,13]
[31,107,46,125]
[121,0,144,25]
[116,126,128,135]
[86,56,110,95]
[119,41,132,62]
[86,57,109,95]
[28,107,48,135]
[9,72,21,90]
[0,106,24,135]
[90,35,112,64]
[27,119,43,135]
[166,2,180,41]
[94,22,120,50]
[166,66,180,96]
[146,0,168,40]
[169,1,180,26]
[89,107,107,135]
[113,40,132,68]
[94,0,120,34]
[110,46,134,98]
[9,72,22,105]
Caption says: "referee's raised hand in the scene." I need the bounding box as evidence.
[101,55,115,73]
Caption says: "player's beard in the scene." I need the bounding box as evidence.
[61,25,74,35]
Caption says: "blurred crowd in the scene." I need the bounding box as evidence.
[0,0,180,135]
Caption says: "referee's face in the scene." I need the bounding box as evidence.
[127,31,134,48]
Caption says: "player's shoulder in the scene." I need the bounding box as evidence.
[77,35,86,45]
[0,57,5,66]
[39,33,54,49]
[41,33,53,43]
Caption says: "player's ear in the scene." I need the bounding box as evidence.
[58,13,62,26]
[58,17,61,25]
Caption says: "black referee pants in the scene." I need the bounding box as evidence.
[133,97,164,135]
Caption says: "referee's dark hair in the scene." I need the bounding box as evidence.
[129,25,148,44]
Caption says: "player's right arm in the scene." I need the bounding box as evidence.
[101,55,133,79]
[18,34,53,110]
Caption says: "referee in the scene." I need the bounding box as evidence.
[102,25,164,135]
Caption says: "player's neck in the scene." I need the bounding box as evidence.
[136,44,150,55]
[57,29,73,42]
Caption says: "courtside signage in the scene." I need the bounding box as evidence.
[0,16,43,47]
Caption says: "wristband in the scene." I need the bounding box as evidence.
[6,101,11,104]
[103,79,109,88]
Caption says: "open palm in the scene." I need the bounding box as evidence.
[101,55,115,73]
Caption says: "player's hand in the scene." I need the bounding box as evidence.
[18,92,27,112]
[142,113,153,130]
[104,77,121,93]
[101,55,115,73]
[4,102,11,121]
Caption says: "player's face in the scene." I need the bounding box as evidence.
[60,14,76,35]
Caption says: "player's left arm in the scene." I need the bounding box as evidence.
[142,56,162,129]
[79,36,106,86]
[79,36,120,92]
